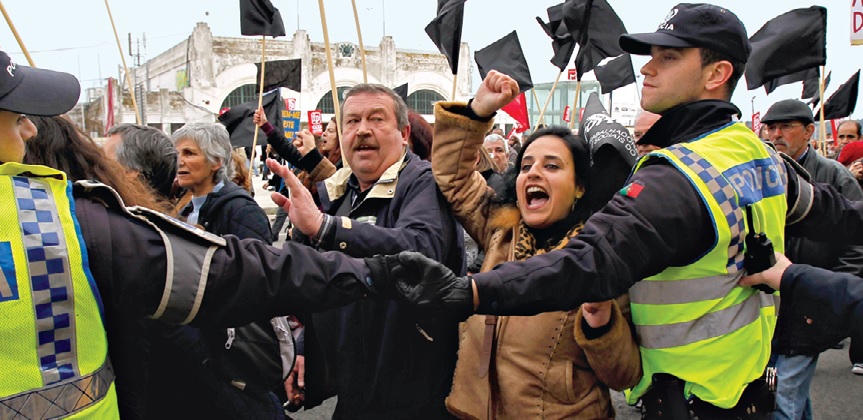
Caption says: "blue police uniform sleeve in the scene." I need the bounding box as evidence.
[780,264,863,343]
[472,162,714,316]
[786,181,863,244]
[74,195,374,327]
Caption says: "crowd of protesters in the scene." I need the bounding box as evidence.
[5,2,863,420]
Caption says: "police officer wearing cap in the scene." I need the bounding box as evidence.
[364,4,830,419]
[0,51,381,419]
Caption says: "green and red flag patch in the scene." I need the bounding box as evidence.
[619,182,644,198]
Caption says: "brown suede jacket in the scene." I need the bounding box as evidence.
[433,101,642,419]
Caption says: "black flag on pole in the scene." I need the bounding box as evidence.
[821,70,860,121]
[763,67,819,96]
[744,6,826,91]
[537,3,577,71]
[256,59,302,92]
[594,54,636,94]
[808,71,832,108]
[475,31,534,93]
[801,69,823,100]
[425,0,466,75]
[393,83,409,104]
[563,0,627,81]
[219,90,283,148]
[579,92,637,213]
[240,0,286,37]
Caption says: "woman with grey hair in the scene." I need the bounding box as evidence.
[172,122,272,237]
[164,122,282,419]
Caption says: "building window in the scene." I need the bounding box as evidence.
[407,89,445,115]
[170,123,185,134]
[316,87,353,114]
[220,84,258,109]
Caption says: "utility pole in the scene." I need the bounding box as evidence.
[128,32,147,125]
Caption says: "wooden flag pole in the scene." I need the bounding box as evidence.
[104,0,141,124]
[0,1,34,66]
[319,0,346,165]
[350,0,368,83]
[534,71,563,131]
[569,80,582,130]
[818,65,827,155]
[452,74,458,101]
[249,36,266,177]
[531,89,546,127]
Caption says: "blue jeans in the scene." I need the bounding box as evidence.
[773,354,818,420]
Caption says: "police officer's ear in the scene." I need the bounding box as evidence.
[704,61,734,94]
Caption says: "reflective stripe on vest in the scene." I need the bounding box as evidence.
[668,146,747,272]
[13,176,81,385]
[626,123,787,409]
[0,360,114,419]
[0,163,118,419]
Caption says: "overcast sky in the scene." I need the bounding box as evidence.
[1,0,859,118]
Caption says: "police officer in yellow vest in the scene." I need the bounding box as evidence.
[0,50,387,419]
[363,4,798,419]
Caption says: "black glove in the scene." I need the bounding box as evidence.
[363,254,401,296]
[365,251,474,320]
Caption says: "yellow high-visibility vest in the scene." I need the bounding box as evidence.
[626,123,787,409]
[0,162,118,419]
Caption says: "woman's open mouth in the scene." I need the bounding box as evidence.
[525,186,549,210]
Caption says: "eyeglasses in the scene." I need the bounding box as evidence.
[765,123,803,132]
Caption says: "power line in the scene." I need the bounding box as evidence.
[4,32,186,54]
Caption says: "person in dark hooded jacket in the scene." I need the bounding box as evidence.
[156,122,280,419]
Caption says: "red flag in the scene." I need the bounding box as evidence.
[752,111,762,135]
[831,119,840,147]
[507,126,518,138]
[308,109,324,135]
[563,105,572,122]
[500,92,530,133]
[105,78,115,132]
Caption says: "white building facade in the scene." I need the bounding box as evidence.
[82,22,472,136]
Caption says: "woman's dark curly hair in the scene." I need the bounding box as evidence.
[497,125,592,222]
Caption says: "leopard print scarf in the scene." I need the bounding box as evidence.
[513,220,584,261]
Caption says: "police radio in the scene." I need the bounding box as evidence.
[743,205,776,294]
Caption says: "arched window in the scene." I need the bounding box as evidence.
[316,87,353,114]
[220,84,258,109]
[407,89,445,115]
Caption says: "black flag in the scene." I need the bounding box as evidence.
[537,3,577,71]
[475,31,534,93]
[763,67,819,96]
[563,0,627,81]
[821,70,860,121]
[594,54,636,94]
[218,90,282,148]
[800,68,821,100]
[579,92,637,213]
[425,0,466,75]
[745,6,826,90]
[256,59,302,92]
[808,71,832,108]
[393,83,409,104]
[239,0,286,37]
